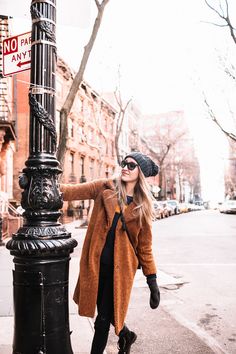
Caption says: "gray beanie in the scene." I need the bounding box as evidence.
[125,151,159,178]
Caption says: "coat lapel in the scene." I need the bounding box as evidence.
[102,189,117,226]
[102,187,138,226]
[123,201,138,223]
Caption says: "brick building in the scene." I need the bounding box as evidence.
[11,58,117,220]
[56,59,117,218]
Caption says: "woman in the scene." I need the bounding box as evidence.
[61,151,160,354]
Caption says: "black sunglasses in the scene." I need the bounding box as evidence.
[120,160,138,171]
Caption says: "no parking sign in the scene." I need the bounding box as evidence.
[2,32,31,76]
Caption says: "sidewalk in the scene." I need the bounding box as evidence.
[0,221,223,354]
[0,220,93,354]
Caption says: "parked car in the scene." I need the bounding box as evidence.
[153,200,165,220]
[162,201,174,216]
[219,200,236,214]
[179,202,189,213]
[166,200,180,214]
[160,202,170,217]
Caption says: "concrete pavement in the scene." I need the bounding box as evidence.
[0,220,221,353]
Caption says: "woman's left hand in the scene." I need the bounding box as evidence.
[147,278,160,309]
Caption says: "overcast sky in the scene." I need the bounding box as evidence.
[2,0,236,201]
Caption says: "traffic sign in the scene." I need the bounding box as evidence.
[2,32,31,77]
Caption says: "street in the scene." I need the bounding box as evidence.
[156,209,236,354]
[1,210,236,354]
[106,209,236,353]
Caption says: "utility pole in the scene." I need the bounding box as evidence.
[6,1,77,353]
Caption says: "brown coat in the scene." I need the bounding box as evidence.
[61,178,156,335]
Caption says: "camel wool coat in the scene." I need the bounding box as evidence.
[61,178,157,335]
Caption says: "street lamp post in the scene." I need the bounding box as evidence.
[6,1,77,353]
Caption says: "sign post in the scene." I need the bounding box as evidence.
[3,32,31,76]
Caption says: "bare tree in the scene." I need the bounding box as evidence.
[114,88,132,164]
[203,1,236,139]
[57,0,110,168]
[140,111,188,200]
[219,54,236,81]
[204,0,236,44]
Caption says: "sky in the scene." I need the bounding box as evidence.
[1,0,236,202]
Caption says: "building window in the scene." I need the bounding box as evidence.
[89,159,95,180]
[112,141,115,156]
[88,127,94,144]
[69,152,74,175]
[68,118,74,138]
[76,96,82,112]
[106,141,109,155]
[105,165,109,178]
[110,121,114,134]
[104,117,108,131]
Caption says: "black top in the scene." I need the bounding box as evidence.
[100,195,157,280]
[100,196,133,265]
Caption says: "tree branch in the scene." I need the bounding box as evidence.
[114,89,121,109]
[205,0,236,44]
[94,0,100,9]
[205,0,225,20]
[225,0,229,17]
[114,92,132,164]
[203,93,236,142]
[219,0,226,16]
[140,136,159,156]
[201,20,228,27]
[123,98,132,114]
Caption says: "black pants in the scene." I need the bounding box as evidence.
[90,263,114,354]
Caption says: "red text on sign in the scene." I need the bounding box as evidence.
[11,50,31,62]
[20,36,31,46]
[3,36,18,55]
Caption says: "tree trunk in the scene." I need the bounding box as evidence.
[56,0,110,169]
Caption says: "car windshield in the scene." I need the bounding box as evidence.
[168,201,176,205]
[227,201,236,205]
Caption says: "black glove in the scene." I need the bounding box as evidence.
[147,277,160,309]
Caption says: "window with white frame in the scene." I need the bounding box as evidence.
[69,152,74,175]
[89,159,95,180]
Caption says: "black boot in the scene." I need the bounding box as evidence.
[117,325,137,354]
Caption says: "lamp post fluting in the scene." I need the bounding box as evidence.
[6,1,77,353]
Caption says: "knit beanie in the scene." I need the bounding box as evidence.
[124,151,159,178]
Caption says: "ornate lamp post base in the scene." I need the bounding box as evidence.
[7,231,76,354]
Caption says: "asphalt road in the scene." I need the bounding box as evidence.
[153,209,236,354]
[107,209,236,354]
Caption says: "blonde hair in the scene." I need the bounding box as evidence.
[114,166,155,226]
